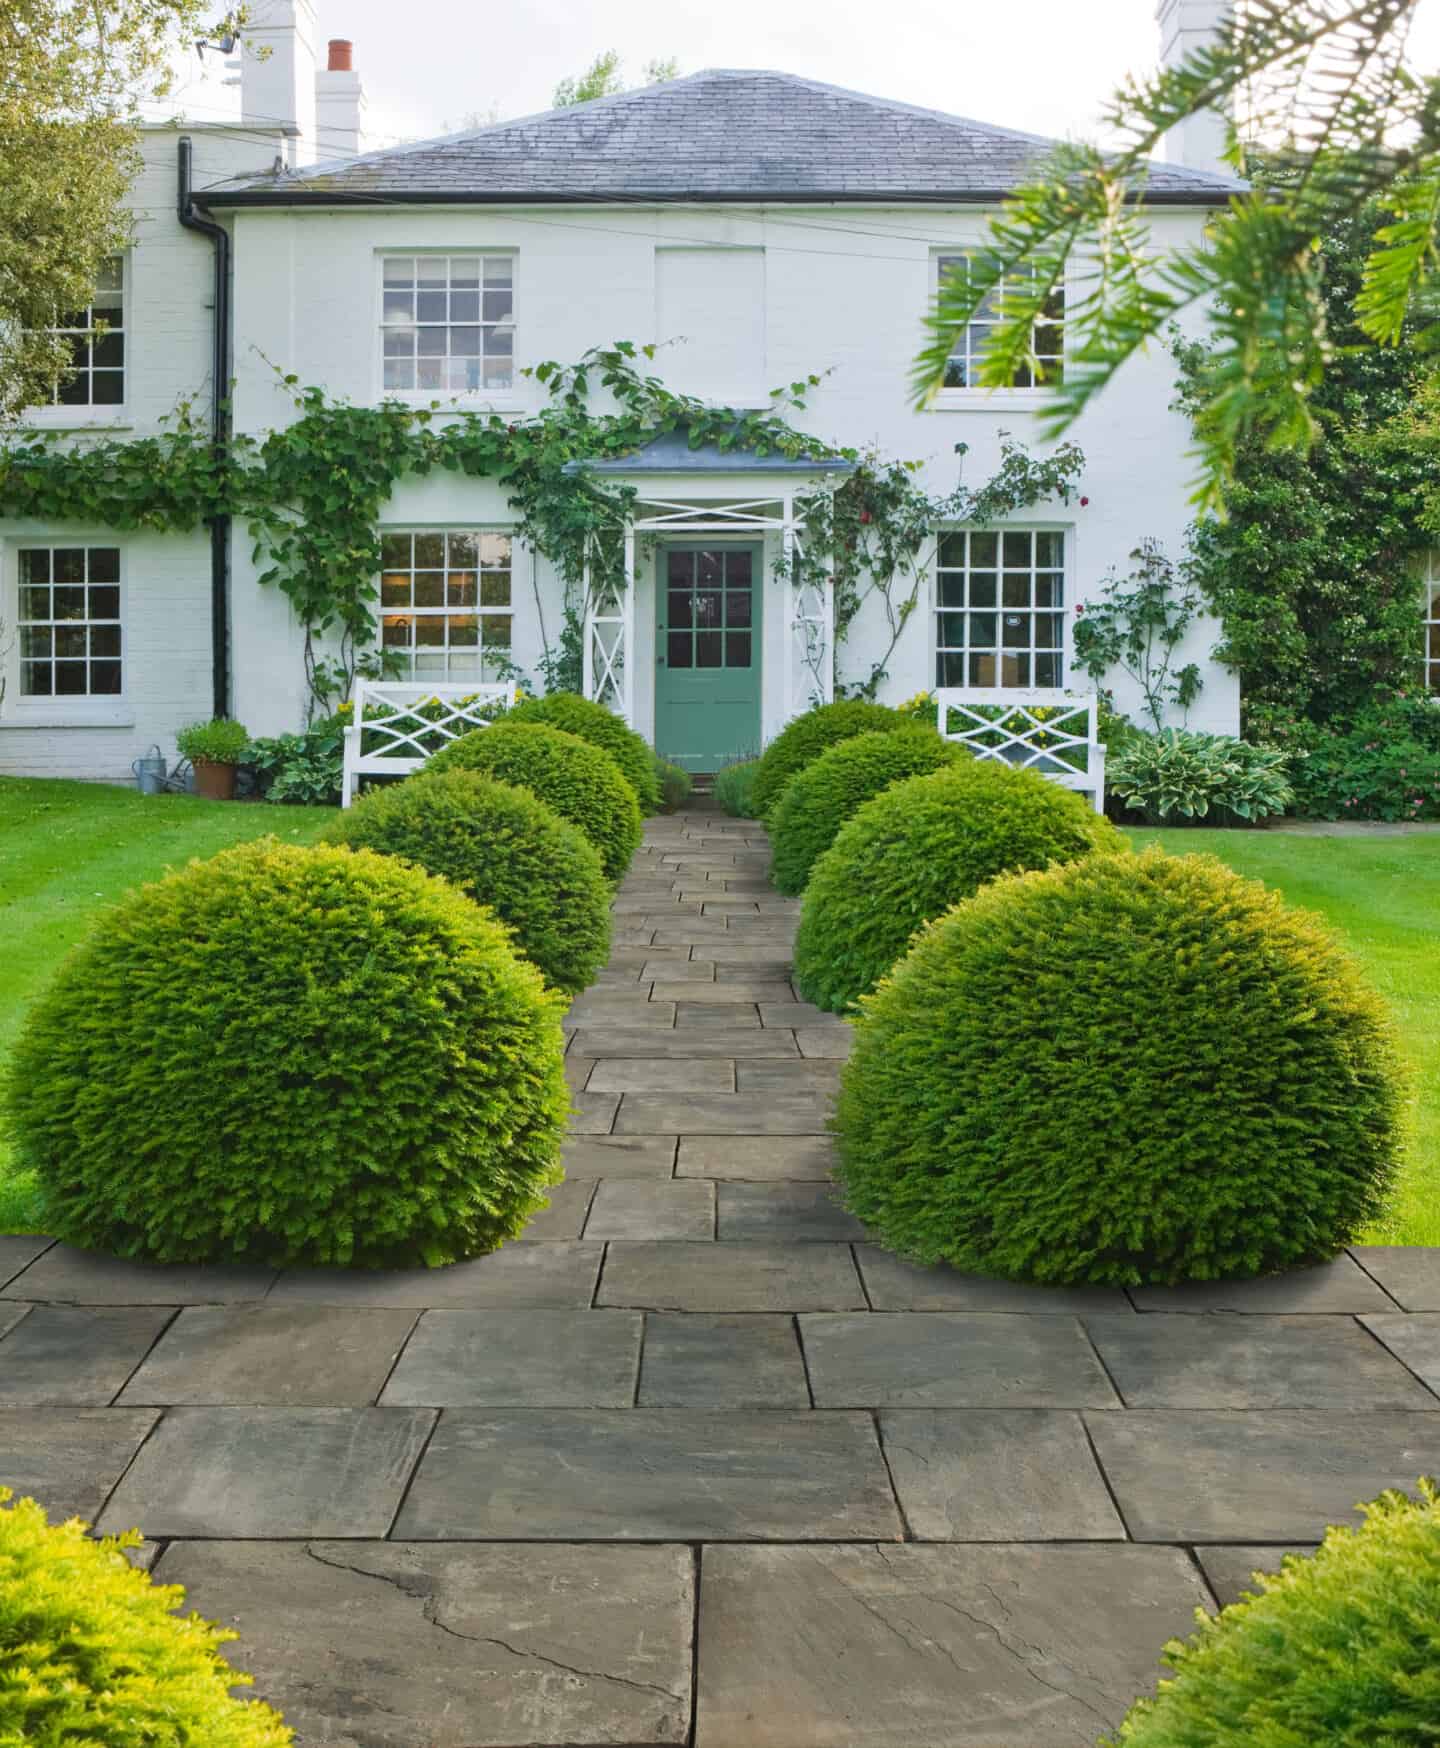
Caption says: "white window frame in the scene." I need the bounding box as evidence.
[378,527,518,684]
[934,526,1068,691]
[377,252,518,403]
[22,254,130,430]
[3,539,131,725]
[1423,549,1440,694]
[928,249,1064,409]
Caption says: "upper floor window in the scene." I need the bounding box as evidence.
[935,254,1063,390]
[379,530,513,680]
[936,529,1064,689]
[1423,551,1440,693]
[17,546,123,696]
[41,257,125,407]
[381,255,514,393]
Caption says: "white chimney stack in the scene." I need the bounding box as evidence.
[316,38,368,161]
[240,0,319,167]
[1156,0,1233,180]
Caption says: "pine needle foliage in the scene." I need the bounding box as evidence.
[768,728,967,895]
[321,772,610,995]
[835,848,1403,1284]
[428,721,641,880]
[0,1488,291,1748]
[1103,1480,1440,1747]
[751,701,905,824]
[6,841,568,1266]
[794,760,1122,1013]
[506,691,664,813]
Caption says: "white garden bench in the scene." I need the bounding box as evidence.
[341,680,519,807]
[934,688,1106,814]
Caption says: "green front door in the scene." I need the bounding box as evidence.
[654,545,762,773]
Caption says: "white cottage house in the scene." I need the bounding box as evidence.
[0,0,1245,783]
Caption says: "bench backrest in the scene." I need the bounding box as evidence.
[341,680,519,806]
[933,688,1105,813]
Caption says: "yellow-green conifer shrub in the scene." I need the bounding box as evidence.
[0,1488,291,1747]
[506,691,664,813]
[7,841,568,1266]
[836,848,1403,1285]
[750,700,905,824]
[429,721,641,880]
[322,771,610,995]
[1102,1482,1440,1747]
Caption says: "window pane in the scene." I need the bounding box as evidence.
[968,572,997,608]
[967,612,995,646]
[480,613,511,648]
[970,532,998,567]
[448,571,477,606]
[969,652,996,686]
[726,590,752,628]
[93,331,124,368]
[1003,532,1032,567]
[938,613,966,646]
[936,651,965,687]
[668,631,692,668]
[55,661,87,695]
[669,590,693,629]
[418,259,446,287]
[1002,574,1030,608]
[483,289,513,322]
[937,573,965,608]
[1034,573,1062,608]
[449,326,480,356]
[1035,653,1061,687]
[726,550,752,585]
[449,614,478,647]
[383,360,415,389]
[1002,613,1030,648]
[479,534,511,567]
[695,591,722,627]
[20,627,51,658]
[938,532,966,568]
[88,548,119,583]
[413,571,444,607]
[56,624,86,658]
[90,624,121,658]
[450,291,480,323]
[22,662,53,695]
[382,618,411,648]
[90,659,121,694]
[484,257,513,286]
[20,550,51,584]
[1036,613,1063,650]
[55,549,85,584]
[381,572,410,605]
[696,631,723,668]
[382,290,414,323]
[415,617,445,647]
[383,257,415,283]
[450,257,480,284]
[726,632,752,668]
[380,533,411,567]
[93,372,124,404]
[485,326,514,358]
[1034,532,1063,568]
[667,550,693,586]
[414,532,445,566]
[54,587,85,619]
[1002,653,1031,686]
[20,586,49,619]
[482,356,513,389]
[479,572,510,608]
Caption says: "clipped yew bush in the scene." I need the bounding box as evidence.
[7,841,568,1266]
[768,727,967,895]
[794,760,1123,1011]
[506,691,663,813]
[714,758,761,819]
[836,848,1403,1285]
[428,720,641,880]
[320,771,610,994]
[751,700,904,823]
[0,1487,291,1746]
[1102,1481,1440,1747]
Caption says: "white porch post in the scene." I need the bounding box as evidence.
[621,525,636,728]
[781,496,797,725]
[581,544,594,702]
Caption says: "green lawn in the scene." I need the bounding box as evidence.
[0,779,333,1233]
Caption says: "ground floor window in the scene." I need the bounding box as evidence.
[935,529,1064,688]
[16,545,122,696]
[1423,550,1440,693]
[379,530,514,681]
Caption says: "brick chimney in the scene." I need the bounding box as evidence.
[240,0,319,167]
[1156,0,1233,179]
[315,36,368,160]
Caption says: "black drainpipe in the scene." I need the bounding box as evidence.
[177,137,232,720]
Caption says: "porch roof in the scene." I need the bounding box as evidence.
[562,426,854,478]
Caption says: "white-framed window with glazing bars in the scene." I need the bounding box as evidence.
[935,253,1063,389]
[935,529,1065,689]
[380,255,515,393]
[16,545,123,697]
[40,257,125,407]
[1422,550,1440,693]
[379,530,514,681]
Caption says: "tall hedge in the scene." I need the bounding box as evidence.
[794,760,1122,1012]
[768,727,966,895]
[7,841,569,1266]
[507,691,664,813]
[750,700,904,823]
[836,848,1403,1285]
[321,771,610,994]
[428,720,642,880]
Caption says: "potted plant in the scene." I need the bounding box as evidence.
[176,718,251,801]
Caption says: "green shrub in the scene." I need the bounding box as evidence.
[320,772,610,994]
[247,711,346,805]
[794,760,1123,1013]
[0,1487,291,1746]
[1108,729,1294,822]
[7,840,568,1266]
[751,700,904,822]
[507,691,663,812]
[1102,1480,1440,1748]
[836,847,1402,1285]
[176,718,251,765]
[714,758,761,819]
[769,728,966,895]
[428,721,642,880]
[1291,694,1440,820]
[655,758,692,811]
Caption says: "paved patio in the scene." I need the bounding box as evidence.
[3,805,1439,1747]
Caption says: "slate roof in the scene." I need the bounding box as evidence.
[203,68,1245,206]
[562,426,855,476]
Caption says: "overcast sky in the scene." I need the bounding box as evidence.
[163,0,1440,162]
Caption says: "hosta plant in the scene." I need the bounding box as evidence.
[1108,729,1293,822]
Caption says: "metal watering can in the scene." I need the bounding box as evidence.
[132,746,167,795]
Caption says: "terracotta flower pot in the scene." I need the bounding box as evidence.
[192,758,237,801]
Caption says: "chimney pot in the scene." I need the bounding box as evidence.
[327,37,353,70]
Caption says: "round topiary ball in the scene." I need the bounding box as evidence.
[836,847,1403,1285]
[507,691,664,814]
[794,760,1123,1011]
[0,1487,291,1746]
[751,700,904,823]
[428,720,642,881]
[1101,1481,1440,1747]
[320,771,611,995]
[768,727,968,895]
[7,840,569,1266]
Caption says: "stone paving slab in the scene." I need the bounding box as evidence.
[518,1179,596,1240]
[676,1136,837,1180]
[853,1245,1130,1312]
[694,1543,1210,1748]
[1360,1313,1440,1392]
[394,1410,901,1541]
[796,1028,852,1059]
[615,1093,831,1135]
[640,959,717,982]
[0,1302,29,1341]
[649,981,795,1004]
[118,1305,418,1406]
[0,1304,174,1405]
[380,1310,643,1407]
[0,1407,159,1523]
[879,1409,1126,1541]
[267,1244,601,1308]
[561,1135,678,1179]
[1195,1544,1319,1608]
[570,1026,798,1058]
[587,1058,736,1093]
[0,1234,53,1288]
[0,1243,278,1305]
[1352,1246,1440,1310]
[158,1539,694,1748]
[1085,1410,1440,1541]
[586,1180,716,1241]
[1127,1255,1397,1313]
[637,1314,811,1408]
[717,1183,866,1242]
[733,1058,842,1092]
[597,1242,866,1311]
[802,1314,1119,1409]
[97,1407,435,1538]
[674,1003,763,1029]
[566,996,678,1028]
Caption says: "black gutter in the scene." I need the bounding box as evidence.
[199,185,1240,209]
[177,136,232,721]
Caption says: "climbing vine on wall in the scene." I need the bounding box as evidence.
[0,343,1084,718]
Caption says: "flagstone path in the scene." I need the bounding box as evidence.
[3,805,1440,1746]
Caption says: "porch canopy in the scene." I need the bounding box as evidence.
[563,428,853,736]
